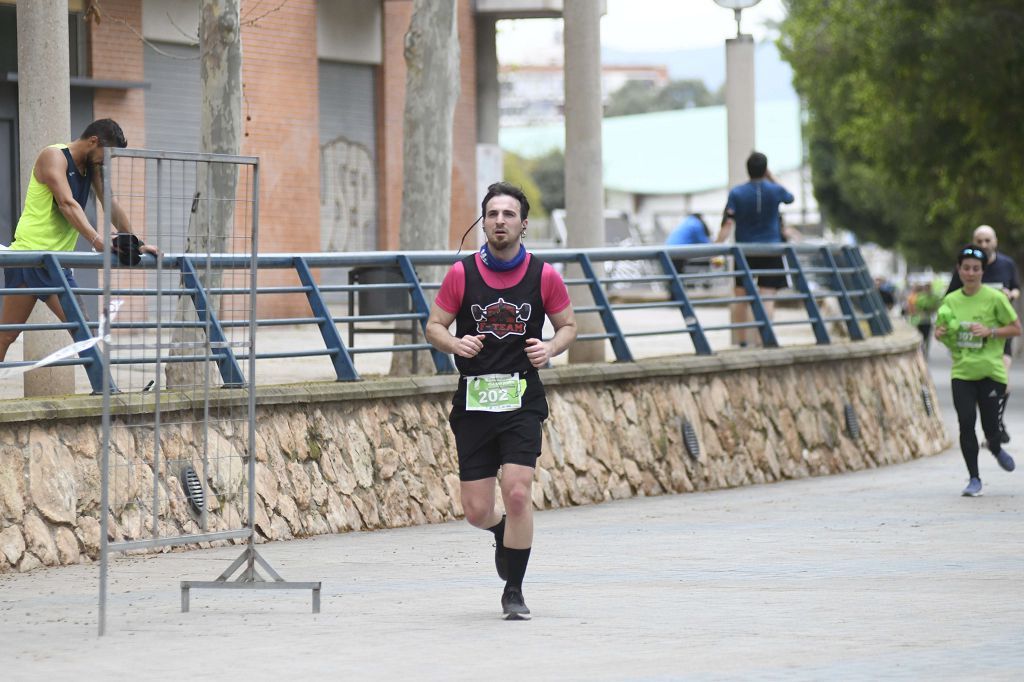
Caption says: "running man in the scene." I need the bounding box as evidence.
[426,182,577,620]
[0,118,156,361]
[935,245,1020,496]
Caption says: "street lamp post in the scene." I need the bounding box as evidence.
[713,0,761,189]
[714,1,761,346]
[714,0,762,37]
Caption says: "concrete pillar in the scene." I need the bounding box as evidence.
[17,0,76,397]
[725,34,756,346]
[475,15,499,145]
[475,14,501,228]
[725,34,755,189]
[563,0,604,364]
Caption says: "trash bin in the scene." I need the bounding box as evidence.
[347,266,419,372]
[349,265,410,315]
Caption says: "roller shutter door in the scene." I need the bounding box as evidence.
[318,60,377,254]
[144,42,201,154]
[143,42,200,253]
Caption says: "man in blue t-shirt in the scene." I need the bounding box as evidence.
[716,151,795,346]
[666,213,711,275]
[667,214,710,246]
[946,224,1022,443]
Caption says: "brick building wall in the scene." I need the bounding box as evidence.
[88,0,146,234]
[380,0,477,250]
[88,0,148,316]
[240,0,320,317]
[380,0,411,251]
[87,1,321,318]
[83,0,479,319]
[240,0,319,254]
[89,0,146,147]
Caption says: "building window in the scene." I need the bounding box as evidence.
[0,6,90,78]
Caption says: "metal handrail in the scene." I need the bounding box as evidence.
[0,242,890,392]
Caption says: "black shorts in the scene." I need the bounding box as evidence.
[4,265,79,301]
[735,255,787,290]
[448,370,548,481]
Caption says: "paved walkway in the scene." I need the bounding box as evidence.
[1,336,1022,680]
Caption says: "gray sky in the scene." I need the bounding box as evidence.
[497,0,787,63]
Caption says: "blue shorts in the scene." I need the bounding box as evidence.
[3,266,78,301]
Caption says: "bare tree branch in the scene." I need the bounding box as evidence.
[240,0,288,28]
[86,0,198,60]
[166,11,200,46]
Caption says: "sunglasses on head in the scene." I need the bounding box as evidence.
[960,247,984,260]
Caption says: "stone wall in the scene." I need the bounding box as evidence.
[0,332,948,573]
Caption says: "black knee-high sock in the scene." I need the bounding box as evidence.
[487,516,505,544]
[505,547,531,590]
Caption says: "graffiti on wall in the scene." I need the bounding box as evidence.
[320,136,376,252]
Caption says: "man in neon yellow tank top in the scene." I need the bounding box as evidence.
[0,119,155,361]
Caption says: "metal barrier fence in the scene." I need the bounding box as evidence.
[89,148,318,636]
[0,241,891,392]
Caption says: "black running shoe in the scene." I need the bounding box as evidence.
[501,587,531,621]
[494,540,508,582]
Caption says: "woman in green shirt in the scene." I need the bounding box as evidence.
[935,246,1021,496]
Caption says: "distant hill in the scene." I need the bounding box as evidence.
[601,41,797,103]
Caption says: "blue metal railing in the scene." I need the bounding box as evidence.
[0,242,890,394]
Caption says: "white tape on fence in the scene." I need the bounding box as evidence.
[0,299,123,379]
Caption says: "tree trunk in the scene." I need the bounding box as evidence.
[166,0,242,389]
[390,0,460,376]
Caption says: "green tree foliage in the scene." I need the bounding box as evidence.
[779,1,1024,267]
[502,150,563,216]
[604,79,721,118]
[503,152,547,219]
[655,79,721,111]
[529,149,566,216]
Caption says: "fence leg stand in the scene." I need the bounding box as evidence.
[180,544,321,614]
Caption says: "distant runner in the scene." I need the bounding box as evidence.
[946,224,1021,443]
[935,245,1020,496]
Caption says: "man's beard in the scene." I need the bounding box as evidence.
[488,234,516,250]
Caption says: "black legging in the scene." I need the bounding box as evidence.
[951,378,1006,478]
[917,323,933,357]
